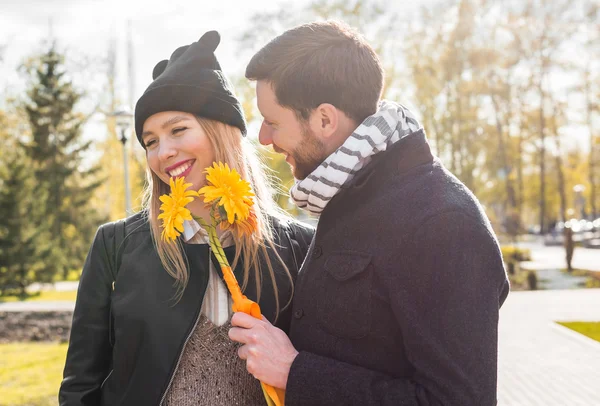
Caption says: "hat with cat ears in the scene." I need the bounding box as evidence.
[134,31,246,147]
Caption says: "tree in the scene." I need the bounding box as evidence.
[0,110,52,295]
[580,1,600,218]
[20,45,105,280]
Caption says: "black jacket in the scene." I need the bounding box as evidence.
[59,212,313,406]
[285,130,510,406]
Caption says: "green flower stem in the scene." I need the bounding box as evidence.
[193,215,229,269]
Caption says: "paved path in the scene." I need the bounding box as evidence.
[498,289,600,405]
[26,281,79,292]
[0,301,75,312]
[517,240,600,272]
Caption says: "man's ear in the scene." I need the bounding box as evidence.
[312,103,338,138]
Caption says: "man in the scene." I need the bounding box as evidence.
[229,21,510,405]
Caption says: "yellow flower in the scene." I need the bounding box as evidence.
[198,162,255,225]
[214,206,259,237]
[158,177,199,242]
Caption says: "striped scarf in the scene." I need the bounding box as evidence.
[290,100,422,215]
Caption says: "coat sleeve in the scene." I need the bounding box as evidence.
[59,224,115,406]
[285,211,510,406]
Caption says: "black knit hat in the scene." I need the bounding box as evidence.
[134,31,247,147]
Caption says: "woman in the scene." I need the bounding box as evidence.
[59,31,314,406]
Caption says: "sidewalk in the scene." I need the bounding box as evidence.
[498,289,600,405]
[0,301,75,312]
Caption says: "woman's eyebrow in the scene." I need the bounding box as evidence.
[142,116,191,138]
[161,115,191,129]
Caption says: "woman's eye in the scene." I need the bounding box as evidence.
[172,127,187,134]
[144,139,156,148]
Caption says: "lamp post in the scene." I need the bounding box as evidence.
[573,184,586,219]
[110,108,133,216]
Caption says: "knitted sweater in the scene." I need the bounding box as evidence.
[163,315,264,405]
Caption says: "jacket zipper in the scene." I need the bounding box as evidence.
[158,245,210,405]
[100,369,113,389]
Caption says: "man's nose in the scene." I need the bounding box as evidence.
[258,122,273,146]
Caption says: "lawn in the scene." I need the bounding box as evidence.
[0,342,68,406]
[0,290,77,303]
[557,321,600,343]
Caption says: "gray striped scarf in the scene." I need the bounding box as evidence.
[290,100,422,215]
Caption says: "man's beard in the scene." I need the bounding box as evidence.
[288,125,326,180]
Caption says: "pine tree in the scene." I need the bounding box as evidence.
[21,45,104,280]
[0,112,52,295]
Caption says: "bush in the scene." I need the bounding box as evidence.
[501,245,533,290]
[500,246,531,262]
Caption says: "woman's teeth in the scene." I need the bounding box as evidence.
[169,162,192,176]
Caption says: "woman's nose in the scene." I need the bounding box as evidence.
[158,139,177,161]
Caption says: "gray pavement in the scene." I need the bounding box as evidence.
[498,289,600,405]
[26,281,79,292]
[516,239,600,272]
[0,300,75,312]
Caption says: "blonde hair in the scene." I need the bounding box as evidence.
[142,118,293,316]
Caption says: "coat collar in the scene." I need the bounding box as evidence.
[345,129,434,190]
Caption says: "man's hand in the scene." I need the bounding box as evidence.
[229,312,298,389]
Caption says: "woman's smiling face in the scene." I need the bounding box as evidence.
[142,111,215,191]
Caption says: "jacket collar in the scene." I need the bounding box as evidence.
[346,129,434,190]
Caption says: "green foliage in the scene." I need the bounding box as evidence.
[0,343,68,406]
[500,245,533,290]
[0,111,54,295]
[20,45,105,280]
[500,245,532,263]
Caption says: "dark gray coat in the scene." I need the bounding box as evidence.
[286,130,510,406]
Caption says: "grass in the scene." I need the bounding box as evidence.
[0,342,68,406]
[53,270,81,282]
[0,290,77,303]
[560,268,600,288]
[557,322,600,343]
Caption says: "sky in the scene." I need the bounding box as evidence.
[0,0,291,97]
[0,0,301,147]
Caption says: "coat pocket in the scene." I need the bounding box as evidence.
[315,251,372,339]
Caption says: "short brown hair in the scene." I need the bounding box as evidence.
[245,20,384,124]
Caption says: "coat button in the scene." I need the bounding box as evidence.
[294,309,304,319]
[312,245,322,259]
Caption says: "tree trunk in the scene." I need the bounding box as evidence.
[538,78,547,234]
[586,66,598,218]
[492,94,517,209]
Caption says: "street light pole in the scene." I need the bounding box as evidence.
[110,108,134,217]
[574,184,586,219]
[120,127,132,215]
